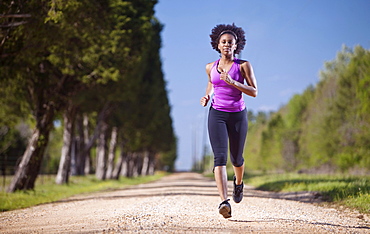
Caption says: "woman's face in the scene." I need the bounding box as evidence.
[218,33,237,55]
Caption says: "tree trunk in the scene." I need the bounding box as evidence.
[95,120,108,180]
[126,152,135,178]
[118,144,128,178]
[112,154,122,179]
[112,143,127,180]
[147,152,156,175]
[7,104,55,192]
[119,156,128,177]
[83,113,92,175]
[133,152,142,177]
[106,127,118,179]
[70,136,77,174]
[84,104,113,175]
[141,150,150,176]
[55,105,76,184]
[72,113,86,175]
[136,152,144,176]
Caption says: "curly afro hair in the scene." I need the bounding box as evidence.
[210,23,246,55]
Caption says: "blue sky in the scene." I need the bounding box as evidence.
[154,0,370,171]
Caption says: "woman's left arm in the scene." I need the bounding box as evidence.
[221,61,258,97]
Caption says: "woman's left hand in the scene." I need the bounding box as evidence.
[220,69,235,85]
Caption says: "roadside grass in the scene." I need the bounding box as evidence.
[243,173,370,214]
[0,172,167,212]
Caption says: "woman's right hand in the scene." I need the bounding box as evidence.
[200,95,210,107]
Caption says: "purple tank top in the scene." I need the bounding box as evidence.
[210,59,246,112]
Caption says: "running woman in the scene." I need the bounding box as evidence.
[200,23,258,219]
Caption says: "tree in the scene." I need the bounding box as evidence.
[250,45,370,173]
[3,0,119,191]
[329,46,370,171]
[55,103,76,184]
[260,113,284,171]
[1,0,176,190]
[55,0,161,182]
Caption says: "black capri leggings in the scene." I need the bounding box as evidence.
[208,107,248,167]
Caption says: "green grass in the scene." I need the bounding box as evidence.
[244,173,370,214]
[0,172,167,212]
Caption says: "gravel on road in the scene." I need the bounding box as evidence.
[1,172,369,233]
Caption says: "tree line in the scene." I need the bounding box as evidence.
[244,45,370,174]
[0,0,176,192]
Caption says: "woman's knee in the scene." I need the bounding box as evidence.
[214,154,227,167]
[230,156,244,168]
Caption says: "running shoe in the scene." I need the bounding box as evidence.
[232,176,244,203]
[218,199,232,218]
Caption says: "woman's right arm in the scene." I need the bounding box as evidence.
[200,62,214,107]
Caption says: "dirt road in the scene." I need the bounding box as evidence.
[1,172,369,233]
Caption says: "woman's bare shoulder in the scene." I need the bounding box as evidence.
[237,59,253,71]
[206,61,216,67]
[236,59,250,65]
[206,61,216,73]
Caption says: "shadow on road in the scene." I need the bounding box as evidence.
[228,218,370,231]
